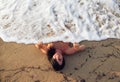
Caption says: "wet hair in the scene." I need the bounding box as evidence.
[47,47,56,61]
[47,47,65,71]
[51,58,65,71]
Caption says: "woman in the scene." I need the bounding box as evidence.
[35,41,86,71]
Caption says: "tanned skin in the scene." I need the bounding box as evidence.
[35,41,86,65]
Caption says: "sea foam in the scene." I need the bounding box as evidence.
[0,0,120,44]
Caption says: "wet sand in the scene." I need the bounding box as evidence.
[0,38,120,82]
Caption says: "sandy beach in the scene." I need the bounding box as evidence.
[0,38,120,82]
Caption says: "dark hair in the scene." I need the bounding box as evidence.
[47,47,56,61]
[51,58,65,71]
[47,47,65,71]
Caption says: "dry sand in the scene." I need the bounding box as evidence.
[0,38,120,82]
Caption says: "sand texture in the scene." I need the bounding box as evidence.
[0,38,120,82]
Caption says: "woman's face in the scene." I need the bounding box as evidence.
[53,51,63,65]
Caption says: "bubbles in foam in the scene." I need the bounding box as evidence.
[0,0,120,44]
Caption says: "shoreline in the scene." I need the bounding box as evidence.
[0,38,120,82]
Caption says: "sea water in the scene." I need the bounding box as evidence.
[0,0,120,44]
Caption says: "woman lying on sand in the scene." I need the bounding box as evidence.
[35,41,86,71]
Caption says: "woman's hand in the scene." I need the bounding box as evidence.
[35,42,43,49]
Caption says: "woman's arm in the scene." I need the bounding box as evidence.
[64,45,86,55]
[35,42,49,54]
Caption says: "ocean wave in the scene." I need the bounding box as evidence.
[0,0,120,44]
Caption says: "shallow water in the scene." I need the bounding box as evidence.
[0,0,120,44]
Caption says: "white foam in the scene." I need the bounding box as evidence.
[0,0,120,44]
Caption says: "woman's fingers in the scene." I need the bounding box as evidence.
[35,42,43,49]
